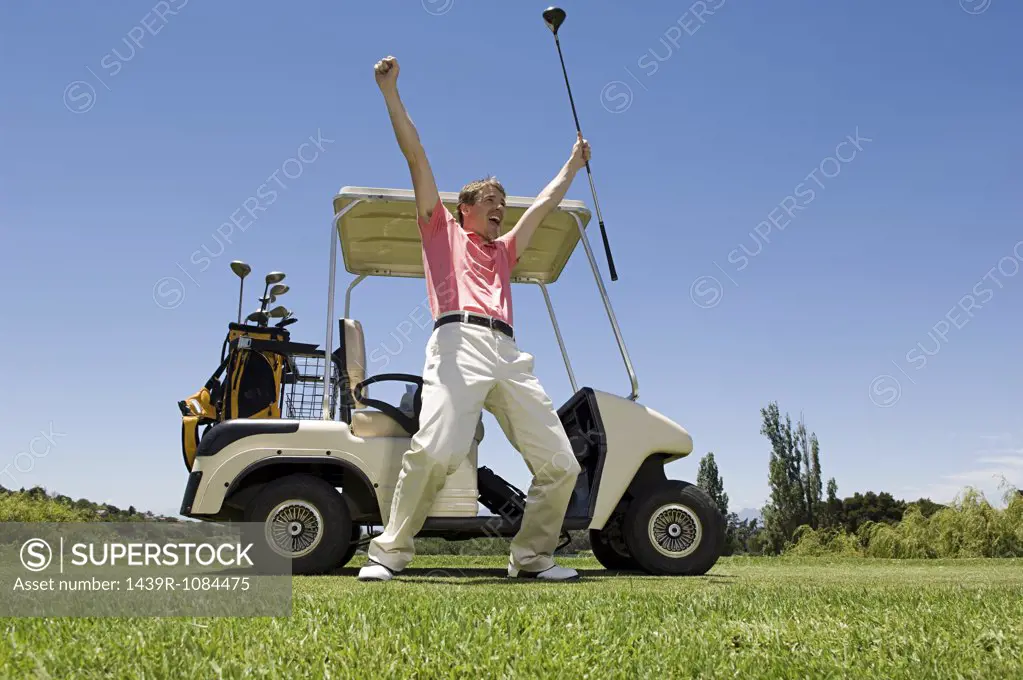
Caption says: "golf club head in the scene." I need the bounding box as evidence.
[276,317,298,328]
[270,284,289,296]
[268,305,290,319]
[542,6,566,34]
[246,311,268,325]
[232,261,250,323]
[265,271,286,285]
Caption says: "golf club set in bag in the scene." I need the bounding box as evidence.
[177,261,326,470]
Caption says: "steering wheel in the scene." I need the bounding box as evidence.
[353,373,423,436]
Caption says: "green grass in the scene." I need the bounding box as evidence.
[3,555,1023,679]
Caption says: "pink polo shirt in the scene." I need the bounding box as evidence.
[418,197,518,327]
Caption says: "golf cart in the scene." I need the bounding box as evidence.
[177,186,724,576]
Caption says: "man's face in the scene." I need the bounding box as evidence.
[461,186,506,242]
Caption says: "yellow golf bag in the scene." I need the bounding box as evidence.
[178,323,314,470]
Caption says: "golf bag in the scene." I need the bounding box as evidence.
[477,466,527,521]
[178,323,292,470]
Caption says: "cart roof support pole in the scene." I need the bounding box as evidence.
[569,210,639,401]
[345,274,367,319]
[323,200,362,419]
[530,278,578,394]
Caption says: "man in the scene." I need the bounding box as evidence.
[358,56,588,583]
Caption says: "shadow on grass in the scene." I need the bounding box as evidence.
[324,566,738,585]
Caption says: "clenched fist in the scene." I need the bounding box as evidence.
[374,56,399,91]
[568,132,591,171]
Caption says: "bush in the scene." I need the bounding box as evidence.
[0,492,92,523]
[786,525,863,557]
[786,485,1023,558]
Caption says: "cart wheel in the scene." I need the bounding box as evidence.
[243,473,352,575]
[622,480,724,576]
[588,510,639,571]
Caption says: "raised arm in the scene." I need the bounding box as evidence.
[374,56,441,221]
[504,133,590,257]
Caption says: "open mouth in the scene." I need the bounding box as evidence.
[488,215,501,227]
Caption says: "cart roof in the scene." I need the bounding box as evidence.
[332,187,591,284]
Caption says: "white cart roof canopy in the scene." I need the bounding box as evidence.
[332,186,591,284]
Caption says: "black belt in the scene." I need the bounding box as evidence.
[435,312,514,339]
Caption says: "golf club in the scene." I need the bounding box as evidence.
[268,305,290,320]
[260,285,289,308]
[274,307,297,328]
[542,6,618,281]
[246,310,269,327]
[230,261,251,323]
[259,272,286,314]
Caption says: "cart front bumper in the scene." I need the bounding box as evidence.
[180,470,203,516]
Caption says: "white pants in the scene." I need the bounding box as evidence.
[366,321,581,572]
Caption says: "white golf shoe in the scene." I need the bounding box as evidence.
[507,562,580,581]
[357,561,400,582]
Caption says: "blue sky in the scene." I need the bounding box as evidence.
[2,0,1021,518]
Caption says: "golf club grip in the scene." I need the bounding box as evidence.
[597,220,617,281]
[584,167,618,282]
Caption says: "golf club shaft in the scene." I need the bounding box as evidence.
[259,283,270,315]
[237,280,244,324]
[552,34,618,281]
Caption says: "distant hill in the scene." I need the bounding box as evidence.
[0,485,179,523]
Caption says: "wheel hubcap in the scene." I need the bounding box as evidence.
[648,503,701,558]
[265,500,323,558]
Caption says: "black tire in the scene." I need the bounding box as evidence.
[623,480,724,576]
[336,524,363,569]
[243,473,352,576]
[589,510,640,571]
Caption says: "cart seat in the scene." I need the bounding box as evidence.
[350,410,412,438]
[335,318,424,438]
[351,409,485,442]
[336,319,485,442]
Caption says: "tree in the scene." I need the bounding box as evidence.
[794,414,824,530]
[726,515,762,555]
[696,452,729,519]
[822,477,841,528]
[839,491,905,533]
[796,417,812,526]
[784,413,804,518]
[697,452,754,555]
[905,497,944,518]
[809,433,822,525]
[816,489,945,533]
[760,402,805,553]
[760,402,827,552]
